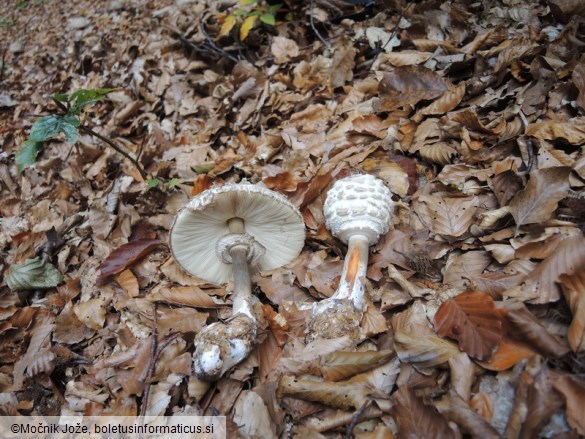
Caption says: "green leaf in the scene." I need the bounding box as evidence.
[67,88,114,114]
[268,4,282,13]
[6,257,64,291]
[239,0,258,5]
[147,178,162,188]
[29,114,80,144]
[232,8,247,16]
[52,93,70,103]
[15,140,43,172]
[167,178,183,188]
[259,13,276,25]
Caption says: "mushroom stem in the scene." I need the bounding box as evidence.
[230,245,255,319]
[228,217,245,234]
[332,234,370,309]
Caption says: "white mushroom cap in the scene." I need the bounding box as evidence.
[324,174,393,245]
[170,182,305,284]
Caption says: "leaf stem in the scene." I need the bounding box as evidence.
[79,124,147,180]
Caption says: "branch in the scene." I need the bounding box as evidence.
[78,125,147,180]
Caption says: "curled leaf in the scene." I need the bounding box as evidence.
[320,350,394,381]
[6,257,64,291]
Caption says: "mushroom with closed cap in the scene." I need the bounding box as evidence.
[307,174,393,341]
[170,182,305,380]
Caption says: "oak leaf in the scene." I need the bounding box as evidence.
[434,291,503,360]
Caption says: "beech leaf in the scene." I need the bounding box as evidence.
[98,239,166,284]
[6,257,64,291]
[434,291,503,360]
[558,270,585,352]
[319,350,394,381]
[373,65,448,111]
[508,167,571,227]
[526,121,585,145]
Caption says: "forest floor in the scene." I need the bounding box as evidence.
[1,0,585,437]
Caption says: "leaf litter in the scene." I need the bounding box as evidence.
[1,0,585,437]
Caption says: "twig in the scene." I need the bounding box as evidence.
[346,401,370,439]
[200,15,240,63]
[79,125,147,180]
[140,305,158,418]
[0,47,6,87]
[381,9,403,52]
[310,0,332,51]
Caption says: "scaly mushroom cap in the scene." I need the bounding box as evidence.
[170,182,305,284]
[324,174,393,245]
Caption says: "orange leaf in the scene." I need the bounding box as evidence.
[240,15,256,41]
[434,291,503,360]
[191,175,215,196]
[219,15,237,37]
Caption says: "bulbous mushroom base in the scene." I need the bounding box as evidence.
[305,300,363,343]
[192,314,257,381]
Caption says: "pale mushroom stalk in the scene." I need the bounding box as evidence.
[169,183,305,381]
[308,174,393,341]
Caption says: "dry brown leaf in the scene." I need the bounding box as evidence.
[262,304,289,347]
[147,286,223,308]
[477,336,535,372]
[390,386,453,439]
[320,350,394,382]
[508,167,571,227]
[271,36,299,64]
[360,302,388,337]
[418,142,458,165]
[233,390,277,439]
[377,50,433,67]
[98,239,166,284]
[573,63,585,111]
[443,251,491,288]
[553,375,585,436]
[74,298,107,330]
[434,389,500,439]
[156,307,208,335]
[117,269,139,298]
[329,38,356,89]
[491,170,523,206]
[413,82,466,122]
[503,303,570,357]
[394,331,460,368]
[505,234,585,303]
[470,392,494,422]
[191,175,215,196]
[54,302,94,344]
[558,270,585,352]
[417,195,478,238]
[526,121,585,145]
[277,376,369,410]
[359,158,410,197]
[434,291,503,360]
[373,66,448,112]
[493,40,538,73]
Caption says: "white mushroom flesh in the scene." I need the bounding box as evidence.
[308,174,393,341]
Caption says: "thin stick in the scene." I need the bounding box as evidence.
[310,0,332,51]
[200,16,240,63]
[140,305,158,418]
[0,47,6,87]
[79,125,147,180]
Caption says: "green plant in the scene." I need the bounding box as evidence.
[17,88,147,179]
[147,177,183,189]
[220,0,282,40]
[0,17,13,27]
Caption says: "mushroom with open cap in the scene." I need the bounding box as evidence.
[170,182,305,380]
[307,173,393,341]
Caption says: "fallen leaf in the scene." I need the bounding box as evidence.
[6,257,64,291]
[98,239,166,284]
[377,50,433,67]
[233,390,277,439]
[157,307,208,335]
[240,15,257,41]
[508,167,571,227]
[74,298,107,330]
[526,121,585,145]
[147,286,223,308]
[390,386,453,439]
[434,291,503,360]
[505,234,585,303]
[553,375,585,436]
[374,66,448,112]
[413,82,466,122]
[558,270,585,352]
[320,350,394,382]
[271,36,299,64]
[491,170,523,206]
[417,195,478,238]
[394,331,460,368]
